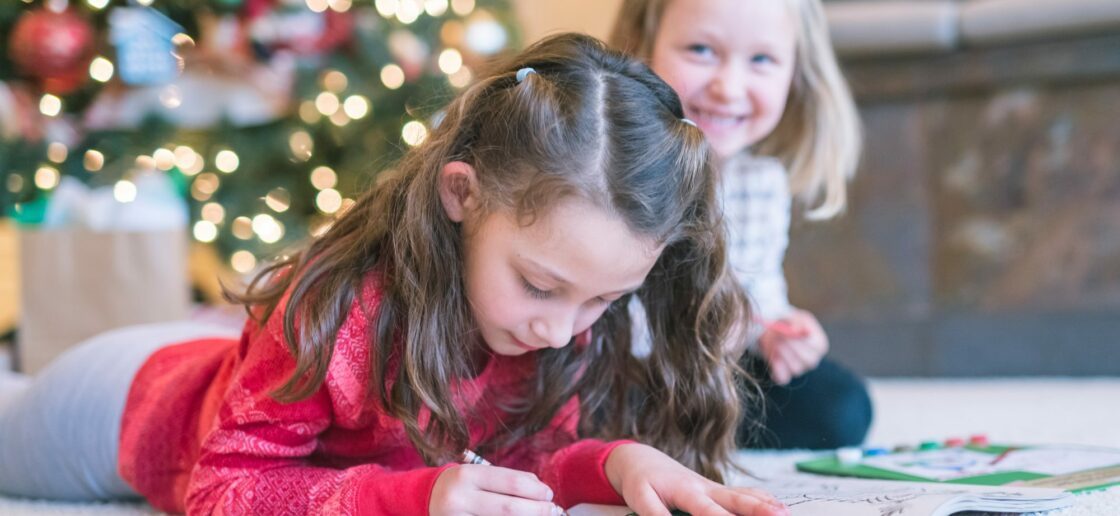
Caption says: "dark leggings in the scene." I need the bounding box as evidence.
[736,355,873,450]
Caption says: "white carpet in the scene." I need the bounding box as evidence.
[1,371,1118,514]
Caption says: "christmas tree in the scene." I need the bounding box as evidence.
[0,0,519,274]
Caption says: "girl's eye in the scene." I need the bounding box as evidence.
[751,53,776,65]
[521,278,552,300]
[686,44,714,58]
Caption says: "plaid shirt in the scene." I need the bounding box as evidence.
[629,154,793,354]
[720,154,793,322]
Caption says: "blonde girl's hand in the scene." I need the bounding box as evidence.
[430,464,564,516]
[605,443,789,516]
[759,308,829,385]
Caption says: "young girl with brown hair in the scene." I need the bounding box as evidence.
[0,33,788,516]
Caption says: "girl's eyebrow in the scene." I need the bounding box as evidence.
[523,258,643,297]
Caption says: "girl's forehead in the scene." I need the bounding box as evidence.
[513,199,661,285]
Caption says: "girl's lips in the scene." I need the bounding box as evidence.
[511,336,540,352]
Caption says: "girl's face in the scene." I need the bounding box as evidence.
[650,0,797,159]
[462,198,659,356]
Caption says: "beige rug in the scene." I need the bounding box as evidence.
[1,373,1118,514]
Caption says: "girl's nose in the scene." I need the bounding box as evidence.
[530,311,577,349]
[709,63,748,101]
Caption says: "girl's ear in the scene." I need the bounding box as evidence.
[438,161,480,223]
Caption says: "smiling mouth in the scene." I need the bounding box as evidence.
[690,108,748,128]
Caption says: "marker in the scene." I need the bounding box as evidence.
[919,441,941,451]
[989,447,1018,466]
[944,437,966,448]
[461,449,492,465]
[969,434,990,447]
[863,447,889,457]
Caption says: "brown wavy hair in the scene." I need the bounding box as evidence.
[226,33,748,482]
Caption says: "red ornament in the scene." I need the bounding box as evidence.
[7,7,96,95]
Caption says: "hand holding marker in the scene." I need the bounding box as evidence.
[461,450,568,516]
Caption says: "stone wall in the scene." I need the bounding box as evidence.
[791,32,1120,376]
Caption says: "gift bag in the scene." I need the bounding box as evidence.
[13,172,192,374]
[16,228,191,374]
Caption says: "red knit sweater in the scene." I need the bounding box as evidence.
[117,277,626,514]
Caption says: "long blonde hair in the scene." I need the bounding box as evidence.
[227,33,748,482]
[610,0,862,219]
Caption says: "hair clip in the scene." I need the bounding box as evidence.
[681,118,697,127]
[516,67,536,83]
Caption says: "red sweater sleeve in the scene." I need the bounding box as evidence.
[185,288,448,515]
[489,394,631,509]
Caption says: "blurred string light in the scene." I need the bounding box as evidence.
[201,202,225,223]
[316,92,340,115]
[231,216,254,240]
[47,142,68,163]
[174,146,204,175]
[329,110,351,127]
[305,0,329,13]
[438,48,462,75]
[84,150,105,172]
[425,0,449,16]
[231,250,257,273]
[153,148,176,170]
[316,188,342,213]
[310,166,337,190]
[39,94,61,117]
[299,101,322,124]
[289,131,314,161]
[89,56,114,82]
[451,0,475,16]
[215,150,240,173]
[35,166,60,190]
[449,66,471,88]
[86,0,110,9]
[375,0,398,18]
[397,0,422,24]
[192,172,220,202]
[328,0,352,12]
[193,220,218,243]
[252,213,284,243]
[401,121,427,146]
[265,187,291,212]
[135,154,156,170]
[343,95,370,119]
[322,70,347,93]
[380,64,405,90]
[114,180,137,203]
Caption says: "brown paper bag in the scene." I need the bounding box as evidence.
[16,228,191,374]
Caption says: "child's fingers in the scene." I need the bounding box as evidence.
[711,487,790,516]
[466,465,554,501]
[624,483,674,516]
[469,490,564,516]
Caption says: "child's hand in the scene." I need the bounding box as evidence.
[430,464,563,516]
[759,308,828,385]
[605,443,789,516]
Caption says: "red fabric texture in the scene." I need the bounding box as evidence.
[117,277,626,514]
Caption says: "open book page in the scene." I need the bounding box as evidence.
[568,476,1073,516]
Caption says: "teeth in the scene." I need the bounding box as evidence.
[693,109,744,128]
